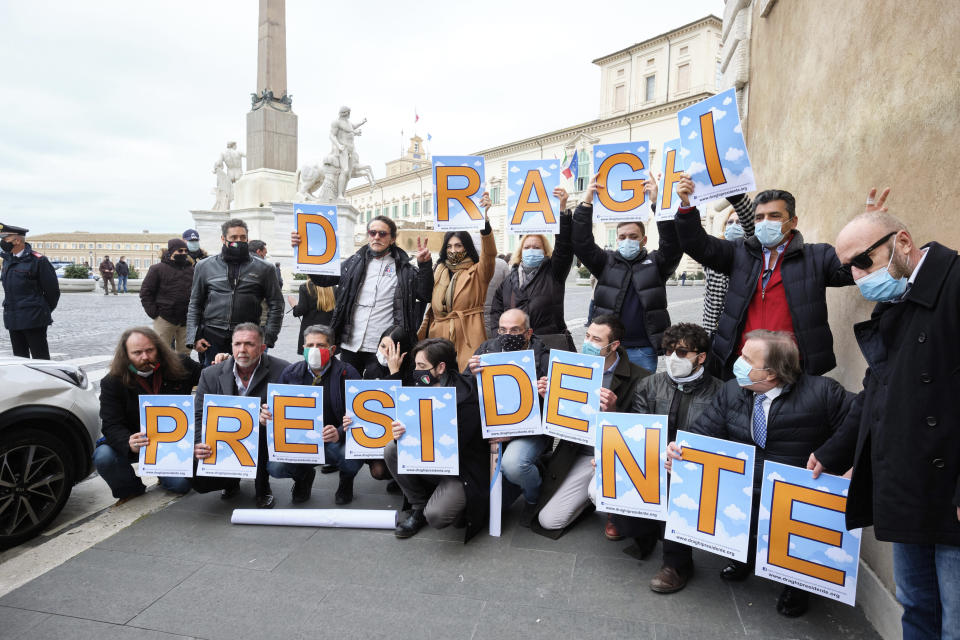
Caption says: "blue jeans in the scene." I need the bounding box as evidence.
[500,435,551,504]
[624,346,658,374]
[94,443,191,499]
[117,275,128,292]
[894,542,960,640]
[267,441,363,482]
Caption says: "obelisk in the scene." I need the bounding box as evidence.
[233,0,298,209]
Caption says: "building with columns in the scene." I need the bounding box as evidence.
[348,15,725,276]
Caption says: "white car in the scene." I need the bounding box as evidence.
[0,356,100,548]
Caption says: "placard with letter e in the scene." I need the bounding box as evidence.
[138,395,195,477]
[294,203,340,275]
[591,141,652,223]
[664,431,755,562]
[196,394,261,479]
[476,349,541,439]
[541,349,604,446]
[506,160,561,235]
[593,412,668,520]
[755,461,861,606]
[677,88,755,205]
[656,138,687,221]
[396,387,459,475]
[266,383,324,465]
[344,379,399,460]
[433,155,486,231]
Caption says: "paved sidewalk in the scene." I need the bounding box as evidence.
[0,471,880,640]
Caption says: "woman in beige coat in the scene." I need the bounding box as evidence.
[419,193,496,370]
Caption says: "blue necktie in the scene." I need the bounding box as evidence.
[753,393,767,448]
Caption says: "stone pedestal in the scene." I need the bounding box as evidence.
[233,167,297,210]
[271,201,360,285]
[246,107,297,173]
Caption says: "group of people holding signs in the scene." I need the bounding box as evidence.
[112,87,957,636]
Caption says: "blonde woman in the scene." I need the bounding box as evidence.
[288,280,336,355]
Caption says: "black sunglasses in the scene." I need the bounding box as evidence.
[665,347,700,358]
[844,231,896,270]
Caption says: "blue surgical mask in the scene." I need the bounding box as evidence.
[186,240,200,252]
[521,248,545,268]
[724,223,744,241]
[754,220,787,248]
[855,247,909,302]
[732,356,759,387]
[618,239,642,260]
[582,339,607,357]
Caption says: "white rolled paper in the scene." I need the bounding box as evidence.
[231,508,396,529]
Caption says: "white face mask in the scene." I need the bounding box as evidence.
[666,352,694,379]
[376,351,389,367]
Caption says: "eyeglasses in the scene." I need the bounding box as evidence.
[665,347,700,358]
[844,231,896,270]
[497,327,526,335]
[367,229,390,238]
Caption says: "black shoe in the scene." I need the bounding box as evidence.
[385,479,402,495]
[334,475,354,505]
[255,493,275,509]
[394,509,427,538]
[320,463,339,474]
[519,501,538,528]
[776,586,810,617]
[291,467,316,504]
[720,561,751,581]
[220,484,241,500]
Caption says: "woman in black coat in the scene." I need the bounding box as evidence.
[288,280,336,354]
[489,188,575,351]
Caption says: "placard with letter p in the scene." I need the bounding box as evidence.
[197,394,261,479]
[433,155,486,231]
[294,203,340,275]
[677,88,755,205]
[396,387,459,476]
[591,141,652,223]
[542,349,603,446]
[476,349,540,438]
[664,431,755,562]
[344,379,398,459]
[138,395,194,477]
[755,461,861,606]
[506,160,560,234]
[266,383,324,464]
[593,412,667,520]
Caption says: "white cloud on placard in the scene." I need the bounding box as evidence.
[733,123,742,134]
[679,147,691,158]
[595,150,607,159]
[437,434,455,447]
[724,147,745,162]
[515,179,523,186]
[398,393,410,402]
[672,493,698,510]
[685,160,706,176]
[404,409,416,417]
[825,547,854,564]
[443,393,453,400]
[435,161,446,167]
[735,451,749,460]
[549,163,558,170]
[722,96,732,106]
[433,400,446,409]
[742,485,753,496]
[401,434,420,446]
[767,471,785,482]
[623,423,646,441]
[816,485,830,493]
[710,106,726,121]
[636,145,646,153]
[687,130,698,140]
[474,160,482,167]
[304,430,322,440]
[579,403,596,416]
[723,503,747,521]
[348,385,359,393]
[539,169,551,177]
[670,472,682,484]
[680,116,691,126]
[510,165,520,173]
[155,452,182,468]
[182,401,191,407]
[683,462,698,471]
[758,503,770,520]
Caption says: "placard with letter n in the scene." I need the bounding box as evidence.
[396,387,459,476]
[664,431,755,562]
[433,155,486,231]
[593,412,667,520]
[477,349,541,439]
[196,394,261,479]
[677,87,755,205]
[541,349,603,446]
[266,383,324,465]
[506,160,560,235]
[591,141,652,223]
[755,461,861,606]
[294,203,340,275]
[138,395,194,477]
[344,379,398,460]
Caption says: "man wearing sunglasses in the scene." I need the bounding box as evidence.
[814,207,960,640]
[291,215,433,377]
[673,178,858,379]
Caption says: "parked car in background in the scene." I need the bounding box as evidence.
[0,356,100,548]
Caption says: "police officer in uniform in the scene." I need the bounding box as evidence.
[0,223,60,359]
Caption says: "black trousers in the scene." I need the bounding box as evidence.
[339,348,379,378]
[190,421,270,497]
[9,327,50,359]
[611,514,694,572]
[198,326,233,368]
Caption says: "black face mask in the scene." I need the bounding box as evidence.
[497,333,528,352]
[414,369,437,387]
[0,239,14,253]
[222,241,249,262]
[173,253,188,265]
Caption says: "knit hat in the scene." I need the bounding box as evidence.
[168,238,188,252]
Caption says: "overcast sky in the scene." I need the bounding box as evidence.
[0,0,722,235]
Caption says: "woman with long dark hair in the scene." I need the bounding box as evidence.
[418,194,497,370]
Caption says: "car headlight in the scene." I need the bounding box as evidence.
[26,364,90,389]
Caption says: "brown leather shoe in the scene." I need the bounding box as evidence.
[649,565,690,594]
[604,516,623,541]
